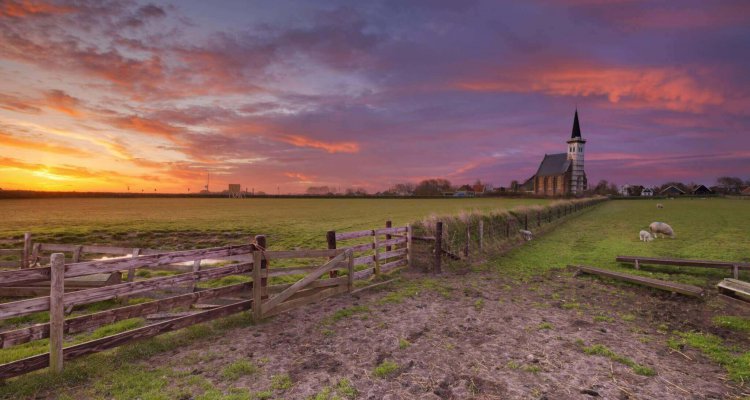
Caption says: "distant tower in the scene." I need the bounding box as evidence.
[566,109,587,195]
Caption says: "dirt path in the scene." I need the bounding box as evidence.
[131,269,747,399]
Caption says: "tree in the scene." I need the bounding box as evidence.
[509,180,519,192]
[627,185,644,196]
[414,179,452,196]
[591,180,618,195]
[306,186,332,195]
[715,176,743,194]
[390,183,416,196]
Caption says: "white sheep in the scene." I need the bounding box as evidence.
[649,221,675,238]
[656,203,664,209]
[639,230,653,242]
[519,229,533,241]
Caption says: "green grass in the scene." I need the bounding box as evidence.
[335,378,358,399]
[493,199,750,285]
[537,322,554,330]
[221,360,259,380]
[398,338,411,349]
[582,344,655,376]
[377,278,452,304]
[712,316,750,334]
[0,198,550,250]
[324,305,370,324]
[270,373,293,390]
[372,360,399,378]
[678,332,750,381]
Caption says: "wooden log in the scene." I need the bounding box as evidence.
[49,253,64,374]
[0,244,256,287]
[335,230,373,241]
[434,222,443,274]
[23,233,31,269]
[255,236,268,300]
[0,299,253,380]
[145,312,195,320]
[252,251,263,321]
[574,265,704,298]
[260,250,349,315]
[0,282,251,348]
[0,262,253,319]
[717,279,750,302]
[406,224,413,269]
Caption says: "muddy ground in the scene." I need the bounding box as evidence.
[125,267,749,400]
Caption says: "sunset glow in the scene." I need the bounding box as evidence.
[1,0,748,193]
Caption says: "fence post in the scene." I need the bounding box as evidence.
[373,234,381,276]
[478,220,484,251]
[31,243,41,267]
[326,231,337,278]
[255,235,268,300]
[406,224,413,269]
[385,220,392,252]
[127,248,140,282]
[72,245,83,263]
[252,250,263,321]
[347,251,354,292]
[464,225,470,258]
[434,222,443,274]
[49,253,65,374]
[22,232,31,269]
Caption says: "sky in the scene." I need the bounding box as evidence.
[1,0,749,193]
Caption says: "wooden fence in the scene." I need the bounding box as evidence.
[0,222,412,379]
[327,221,412,280]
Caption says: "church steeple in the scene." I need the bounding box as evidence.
[571,109,581,139]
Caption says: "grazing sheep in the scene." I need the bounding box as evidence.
[639,230,653,242]
[656,203,664,209]
[649,221,675,238]
[519,229,533,241]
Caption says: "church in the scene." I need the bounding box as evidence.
[524,110,588,196]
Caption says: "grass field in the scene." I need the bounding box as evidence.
[0,197,551,250]
[0,198,749,398]
[493,198,750,285]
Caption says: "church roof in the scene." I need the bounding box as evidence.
[571,109,581,138]
[535,153,570,177]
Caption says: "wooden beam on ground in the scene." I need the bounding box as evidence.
[573,265,704,298]
[717,279,750,302]
[616,256,750,271]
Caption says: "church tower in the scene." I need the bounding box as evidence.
[566,109,587,195]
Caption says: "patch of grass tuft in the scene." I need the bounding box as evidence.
[336,378,358,398]
[398,338,411,349]
[712,316,750,334]
[537,322,553,330]
[582,343,655,376]
[271,373,293,390]
[221,360,258,380]
[373,360,400,378]
[679,332,750,381]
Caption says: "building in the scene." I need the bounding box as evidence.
[619,184,631,196]
[530,110,588,196]
[641,188,654,197]
[691,184,713,195]
[660,185,685,196]
[741,187,750,196]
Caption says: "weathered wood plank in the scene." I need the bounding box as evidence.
[0,282,251,348]
[353,255,374,266]
[261,251,349,315]
[373,227,407,235]
[0,244,255,287]
[263,285,348,318]
[335,230,373,241]
[377,248,407,261]
[574,265,704,298]
[0,262,253,319]
[0,249,22,255]
[0,299,253,379]
[49,254,64,373]
[616,256,750,270]
[346,242,374,252]
[261,249,344,260]
[380,258,407,273]
[352,267,374,280]
[717,279,750,302]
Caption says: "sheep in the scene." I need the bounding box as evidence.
[656,203,664,209]
[519,229,533,241]
[649,221,675,238]
[639,230,653,242]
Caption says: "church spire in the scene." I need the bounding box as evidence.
[571,109,581,138]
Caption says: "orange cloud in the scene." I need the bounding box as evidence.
[284,172,314,182]
[110,115,183,142]
[280,135,360,153]
[0,0,73,18]
[456,66,724,112]
[0,131,90,157]
[43,90,82,117]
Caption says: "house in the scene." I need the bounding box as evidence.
[619,185,631,196]
[691,184,713,195]
[660,185,685,196]
[741,187,750,196]
[528,110,588,196]
[641,188,654,197]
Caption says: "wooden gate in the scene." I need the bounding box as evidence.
[253,249,354,320]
